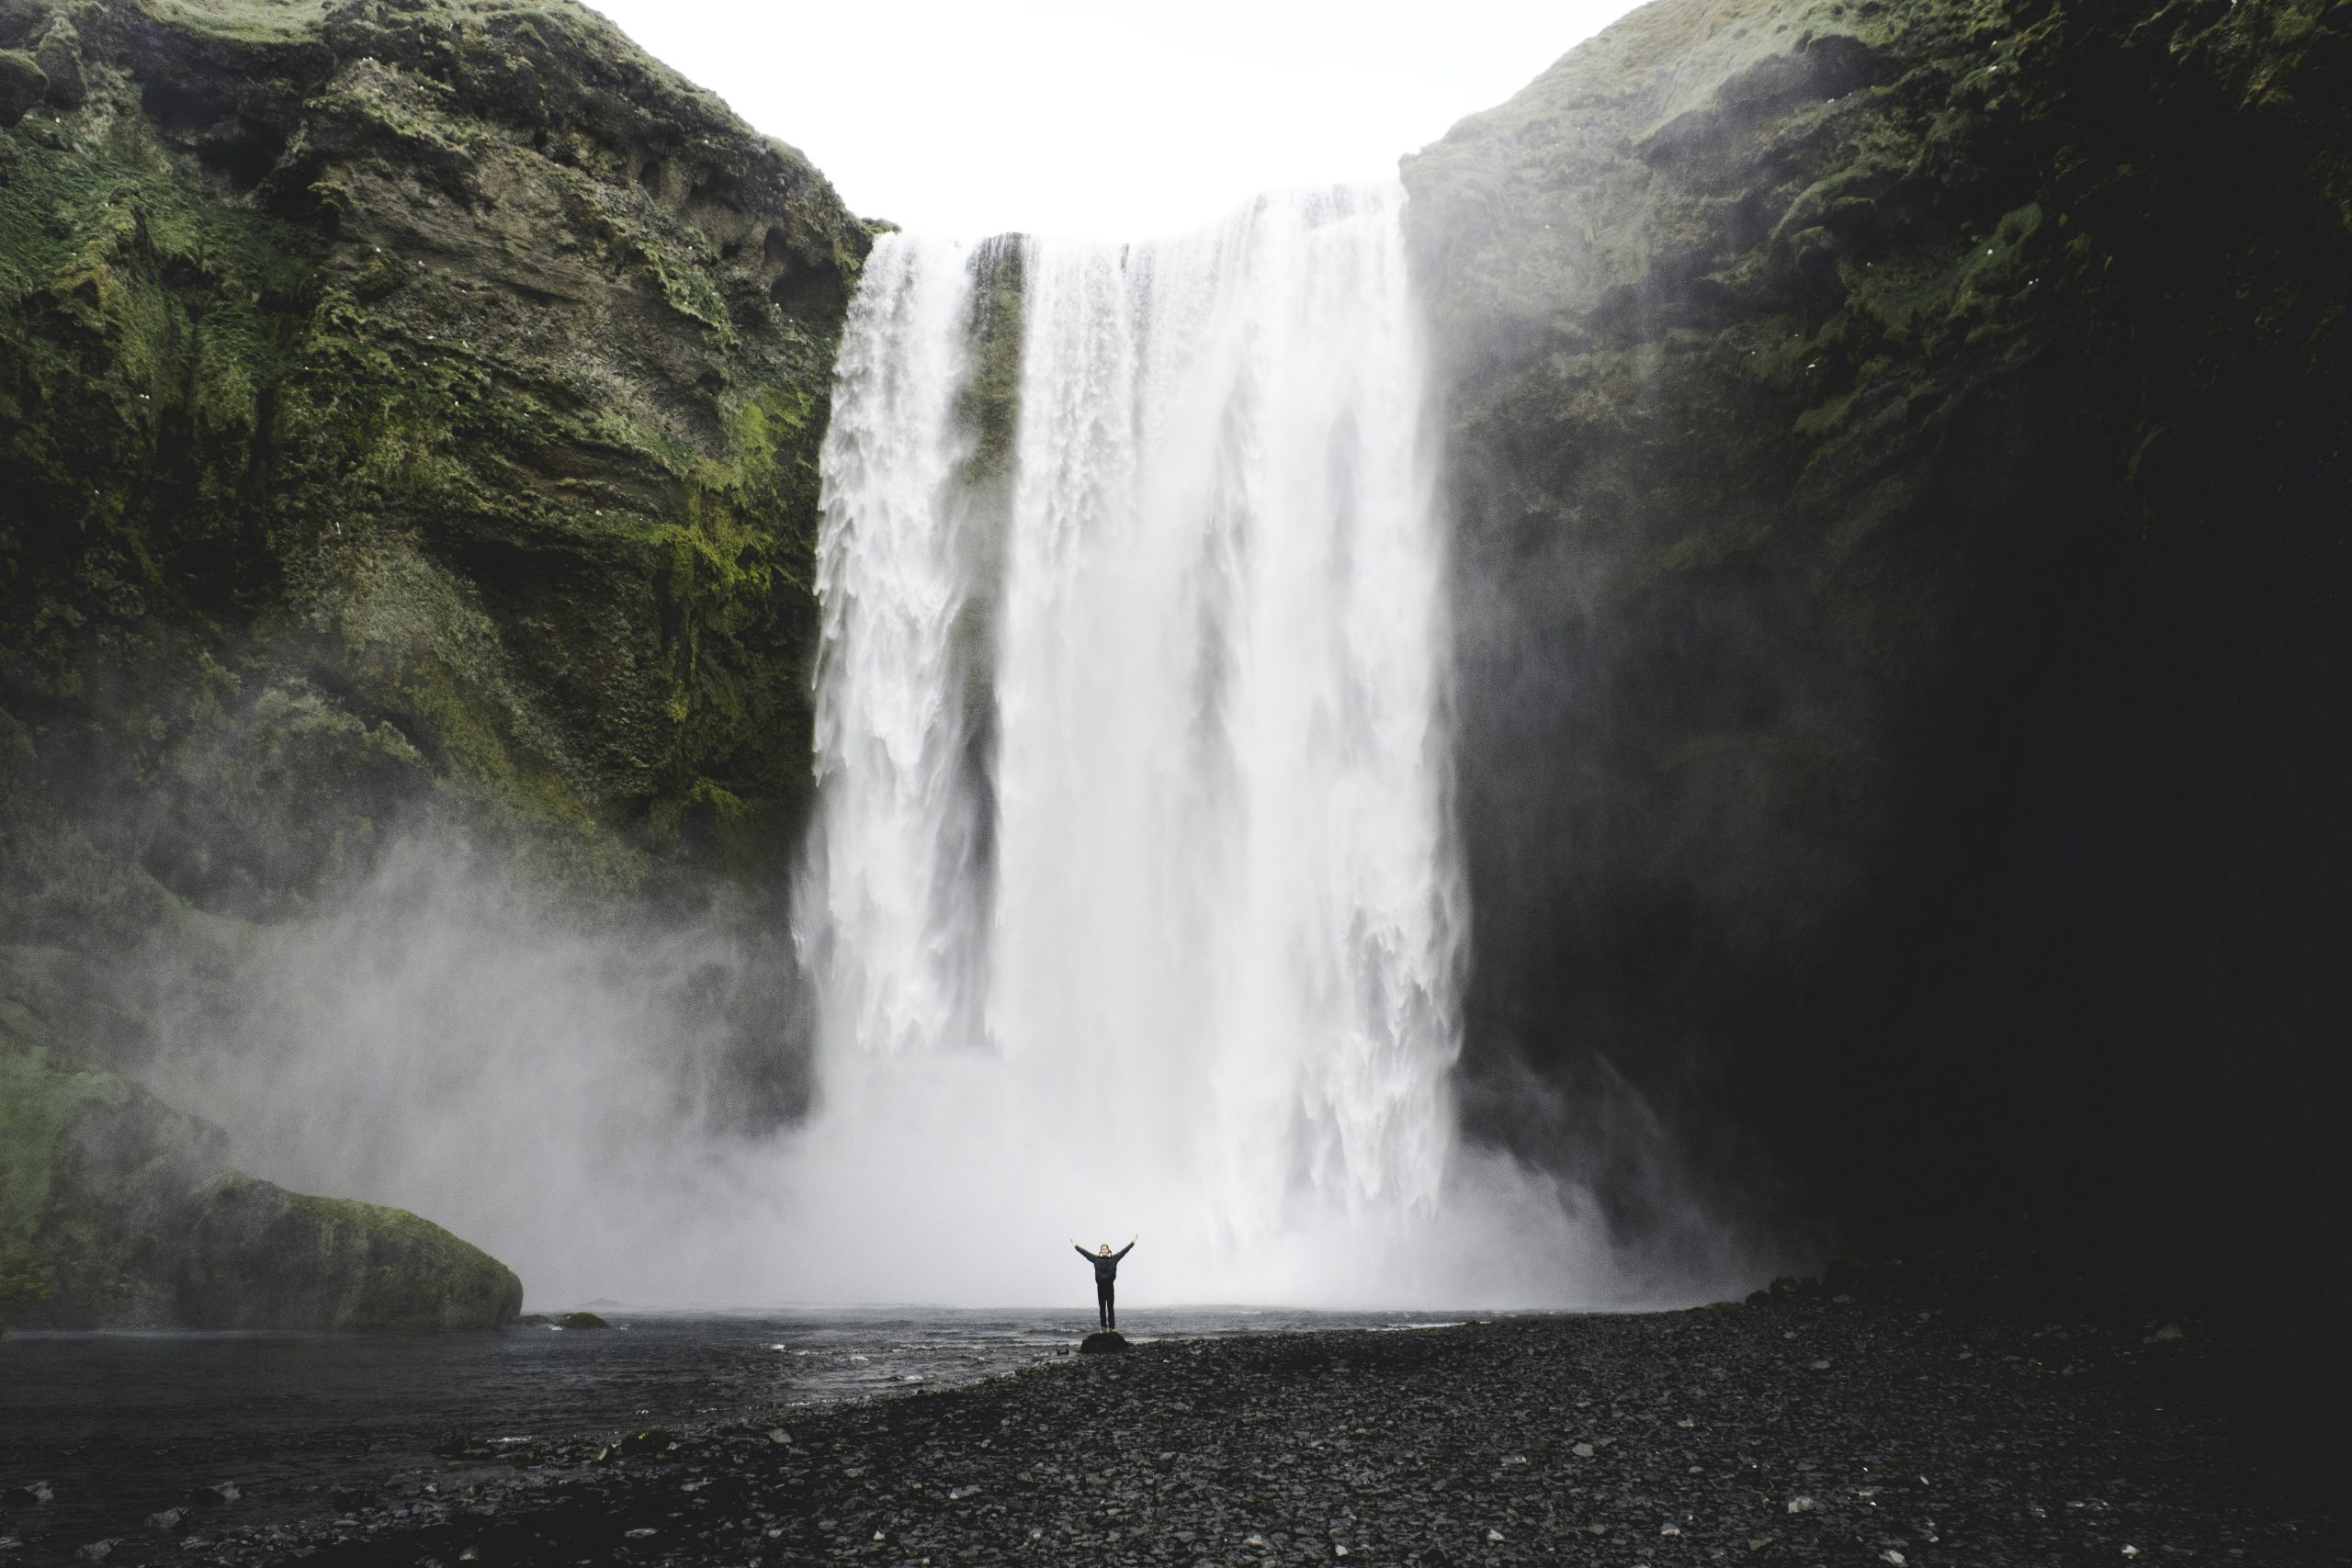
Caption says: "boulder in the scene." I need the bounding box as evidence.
[1,1033,521,1330]
[29,17,79,107]
[0,47,43,125]
[1080,1331,1131,1355]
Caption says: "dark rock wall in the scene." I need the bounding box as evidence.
[1404,0,2350,1467]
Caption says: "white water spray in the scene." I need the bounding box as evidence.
[797,187,1629,1307]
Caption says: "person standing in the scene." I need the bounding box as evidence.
[1070,1235,1136,1329]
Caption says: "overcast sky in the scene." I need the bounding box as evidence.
[583,0,1644,239]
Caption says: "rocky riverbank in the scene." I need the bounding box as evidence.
[13,1264,2339,1567]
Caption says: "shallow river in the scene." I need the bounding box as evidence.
[0,1306,1461,1558]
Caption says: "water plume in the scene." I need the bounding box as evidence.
[791,187,1676,1307]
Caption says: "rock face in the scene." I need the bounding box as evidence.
[1402,0,2348,1449]
[2,1032,522,1329]
[0,0,869,915]
[0,0,861,1328]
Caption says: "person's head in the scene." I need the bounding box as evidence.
[1098,1243,1112,1256]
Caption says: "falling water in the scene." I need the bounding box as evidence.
[798,187,1622,1306]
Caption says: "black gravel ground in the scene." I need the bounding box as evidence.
[14,1264,2343,1567]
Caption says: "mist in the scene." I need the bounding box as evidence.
[111,826,1770,1310]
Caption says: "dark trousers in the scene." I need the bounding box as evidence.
[1096,1282,1115,1329]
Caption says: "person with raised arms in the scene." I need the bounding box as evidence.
[1070,1235,1137,1330]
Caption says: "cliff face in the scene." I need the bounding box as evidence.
[1403,0,2349,1463]
[1,0,869,921]
[0,0,870,1324]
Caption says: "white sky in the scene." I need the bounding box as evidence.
[583,0,1645,239]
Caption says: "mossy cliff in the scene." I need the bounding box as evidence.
[0,0,870,920]
[1403,0,2349,1463]
[0,0,869,1325]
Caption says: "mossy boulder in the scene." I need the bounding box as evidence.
[1,1028,521,1330]
[177,1177,523,1330]
[0,46,40,124]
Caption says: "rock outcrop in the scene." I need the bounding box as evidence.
[2,1029,522,1329]
[0,0,864,1328]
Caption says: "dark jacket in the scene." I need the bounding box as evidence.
[1076,1243,1133,1284]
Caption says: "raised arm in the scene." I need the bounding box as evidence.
[1114,1236,1136,1260]
[1073,1242,1094,1261]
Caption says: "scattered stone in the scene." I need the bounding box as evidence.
[144,1506,186,1530]
[32,1268,2340,1568]
[3,1482,53,1506]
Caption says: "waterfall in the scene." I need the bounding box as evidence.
[797,187,1611,1306]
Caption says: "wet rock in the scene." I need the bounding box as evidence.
[0,48,41,126]
[3,1481,53,1506]
[1079,1331,1131,1355]
[557,1312,612,1330]
[29,17,81,107]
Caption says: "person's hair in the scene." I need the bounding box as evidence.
[1098,1242,1111,1254]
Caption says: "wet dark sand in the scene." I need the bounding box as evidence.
[5,1267,2341,1567]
